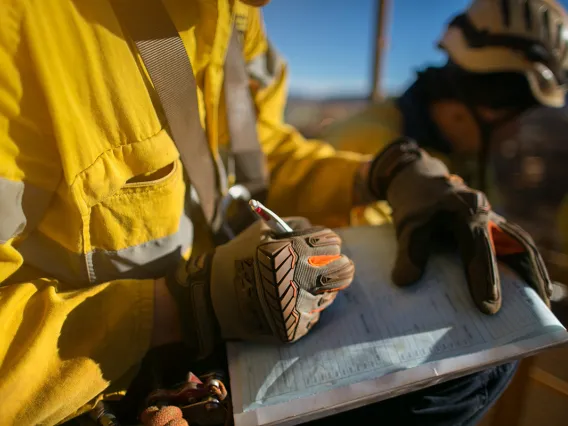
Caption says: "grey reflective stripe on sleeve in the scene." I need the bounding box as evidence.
[88,214,193,283]
[0,178,26,243]
[17,230,90,283]
[17,214,193,285]
[246,42,284,89]
[0,178,53,244]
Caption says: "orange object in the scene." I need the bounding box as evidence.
[448,174,465,185]
[488,221,526,255]
[140,406,187,426]
[308,254,342,267]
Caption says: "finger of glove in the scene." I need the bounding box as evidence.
[297,289,338,314]
[312,291,339,312]
[392,223,432,287]
[457,221,502,315]
[310,254,355,294]
[495,221,552,307]
[283,227,342,254]
[293,307,322,342]
[140,406,186,426]
[283,216,313,231]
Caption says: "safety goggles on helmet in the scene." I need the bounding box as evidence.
[439,0,568,108]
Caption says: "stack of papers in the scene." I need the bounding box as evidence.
[227,225,568,426]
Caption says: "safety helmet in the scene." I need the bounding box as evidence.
[439,0,568,108]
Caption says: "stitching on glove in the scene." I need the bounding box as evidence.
[257,242,301,342]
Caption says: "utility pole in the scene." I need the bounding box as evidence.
[371,0,391,103]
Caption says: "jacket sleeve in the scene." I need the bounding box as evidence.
[0,7,154,424]
[240,7,372,228]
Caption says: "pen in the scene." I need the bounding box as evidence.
[249,199,293,234]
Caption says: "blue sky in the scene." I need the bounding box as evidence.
[263,0,568,98]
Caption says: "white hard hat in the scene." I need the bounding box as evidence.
[439,0,568,107]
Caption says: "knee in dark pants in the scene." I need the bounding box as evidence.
[304,362,519,426]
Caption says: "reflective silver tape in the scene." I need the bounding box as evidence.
[0,178,53,243]
[0,178,25,243]
[17,230,90,284]
[18,214,193,285]
[246,42,284,89]
[88,214,193,283]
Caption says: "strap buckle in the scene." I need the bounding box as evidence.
[212,184,253,243]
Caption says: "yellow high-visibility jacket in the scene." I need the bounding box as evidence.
[0,1,368,424]
[325,99,568,256]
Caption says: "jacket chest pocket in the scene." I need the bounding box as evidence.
[85,153,193,284]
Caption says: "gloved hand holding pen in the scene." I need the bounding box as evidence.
[166,202,355,360]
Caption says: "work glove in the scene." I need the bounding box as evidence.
[167,218,355,359]
[367,137,553,314]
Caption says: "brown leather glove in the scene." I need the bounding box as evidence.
[167,218,355,358]
[368,138,553,314]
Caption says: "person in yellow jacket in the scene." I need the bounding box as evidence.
[326,0,568,258]
[0,0,554,425]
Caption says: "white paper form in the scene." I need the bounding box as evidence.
[228,225,568,426]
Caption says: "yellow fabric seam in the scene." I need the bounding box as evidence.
[69,126,165,190]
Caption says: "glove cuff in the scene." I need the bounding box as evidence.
[166,254,221,360]
[368,137,422,200]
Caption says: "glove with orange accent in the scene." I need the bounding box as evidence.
[367,137,553,314]
[167,218,355,359]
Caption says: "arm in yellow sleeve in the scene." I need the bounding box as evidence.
[0,269,154,425]
[239,6,372,227]
[0,9,154,424]
[323,100,406,155]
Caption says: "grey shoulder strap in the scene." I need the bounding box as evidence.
[114,0,268,226]
[224,30,269,196]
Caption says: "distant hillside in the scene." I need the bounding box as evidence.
[284,96,370,138]
[287,94,369,103]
